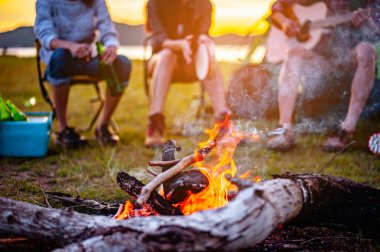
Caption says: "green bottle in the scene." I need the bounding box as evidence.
[96,42,124,97]
[0,97,11,121]
[6,100,27,121]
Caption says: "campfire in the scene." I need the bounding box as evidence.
[115,115,261,219]
[1,119,379,251]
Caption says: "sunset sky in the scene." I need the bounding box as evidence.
[0,0,274,36]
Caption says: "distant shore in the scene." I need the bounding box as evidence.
[0,45,251,63]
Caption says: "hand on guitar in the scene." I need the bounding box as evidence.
[351,8,370,28]
[283,19,301,37]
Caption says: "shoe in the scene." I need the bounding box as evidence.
[322,128,354,152]
[95,124,120,146]
[145,113,165,148]
[56,127,88,148]
[266,126,296,151]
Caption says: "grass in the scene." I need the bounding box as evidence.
[0,55,379,206]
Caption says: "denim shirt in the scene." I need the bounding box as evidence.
[34,0,119,64]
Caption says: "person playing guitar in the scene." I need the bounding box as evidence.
[266,0,379,152]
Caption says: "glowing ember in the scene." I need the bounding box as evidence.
[114,200,158,220]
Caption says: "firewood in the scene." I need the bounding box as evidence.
[137,139,217,205]
[0,178,303,251]
[116,171,183,216]
[0,174,378,251]
[45,192,120,216]
[148,159,181,168]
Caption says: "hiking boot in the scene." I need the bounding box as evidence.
[56,127,88,148]
[95,124,120,146]
[145,113,165,148]
[266,126,296,151]
[322,128,354,152]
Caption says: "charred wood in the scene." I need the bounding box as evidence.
[116,171,183,216]
[276,173,380,235]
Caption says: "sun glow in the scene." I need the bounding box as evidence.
[0,0,274,36]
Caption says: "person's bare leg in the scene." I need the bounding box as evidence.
[323,42,376,151]
[98,90,122,126]
[145,49,178,147]
[278,61,299,128]
[203,65,228,118]
[149,49,178,115]
[341,42,376,133]
[267,48,310,150]
[51,84,70,132]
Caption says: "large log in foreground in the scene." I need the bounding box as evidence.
[0,174,379,251]
[0,178,302,251]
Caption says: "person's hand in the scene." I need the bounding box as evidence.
[68,42,92,61]
[179,35,193,64]
[101,46,117,65]
[283,20,301,37]
[351,8,369,27]
[198,34,214,47]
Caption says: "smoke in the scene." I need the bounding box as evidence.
[226,3,380,134]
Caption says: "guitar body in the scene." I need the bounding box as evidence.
[266,2,328,64]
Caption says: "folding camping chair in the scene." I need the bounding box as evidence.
[35,39,118,133]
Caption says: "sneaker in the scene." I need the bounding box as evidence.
[95,124,120,146]
[266,126,296,151]
[145,113,165,148]
[322,128,354,152]
[56,127,88,148]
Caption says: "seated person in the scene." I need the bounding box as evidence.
[34,0,131,147]
[266,0,379,151]
[145,0,229,147]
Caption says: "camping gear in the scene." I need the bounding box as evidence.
[0,112,52,157]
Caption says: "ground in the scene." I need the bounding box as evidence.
[0,56,379,250]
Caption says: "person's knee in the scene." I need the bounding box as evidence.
[49,48,72,75]
[355,42,376,68]
[158,49,178,65]
[115,55,132,82]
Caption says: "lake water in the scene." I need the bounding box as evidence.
[0,45,251,63]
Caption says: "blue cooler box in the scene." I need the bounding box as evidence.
[0,112,53,157]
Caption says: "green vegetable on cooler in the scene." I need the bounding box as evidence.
[0,97,11,121]
[6,100,27,121]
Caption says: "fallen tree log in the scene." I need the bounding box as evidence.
[0,174,379,251]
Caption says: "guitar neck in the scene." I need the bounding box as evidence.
[310,13,351,30]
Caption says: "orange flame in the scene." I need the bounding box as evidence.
[116,114,261,220]
[175,115,258,215]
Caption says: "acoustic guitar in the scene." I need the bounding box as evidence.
[265,2,378,64]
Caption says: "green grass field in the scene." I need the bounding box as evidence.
[0,55,379,207]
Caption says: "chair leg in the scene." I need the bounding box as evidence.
[84,82,119,133]
[196,82,206,119]
[78,82,104,133]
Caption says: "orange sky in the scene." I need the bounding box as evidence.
[0,0,274,36]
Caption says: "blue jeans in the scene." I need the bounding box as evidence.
[45,48,131,89]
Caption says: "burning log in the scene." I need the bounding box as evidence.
[0,174,379,251]
[116,172,183,216]
[137,139,217,205]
